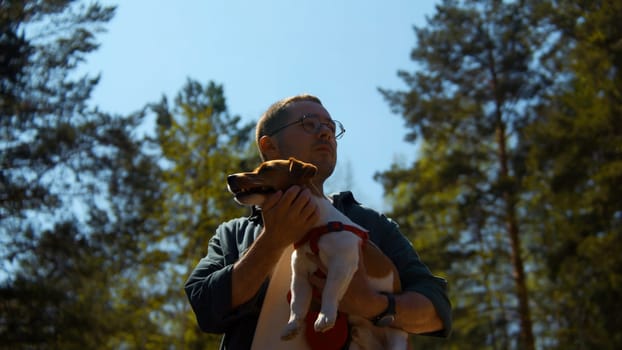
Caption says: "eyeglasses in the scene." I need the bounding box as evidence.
[267,114,346,140]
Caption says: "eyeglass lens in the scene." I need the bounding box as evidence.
[302,117,336,134]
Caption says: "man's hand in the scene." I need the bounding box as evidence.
[261,186,319,248]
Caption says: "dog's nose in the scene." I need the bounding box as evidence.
[227,174,239,191]
[227,174,235,185]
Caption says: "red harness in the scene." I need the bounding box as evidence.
[294,221,369,255]
[290,221,369,350]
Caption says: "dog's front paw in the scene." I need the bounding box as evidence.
[281,318,303,340]
[314,312,336,333]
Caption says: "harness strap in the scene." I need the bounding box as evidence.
[294,221,369,255]
[291,221,368,349]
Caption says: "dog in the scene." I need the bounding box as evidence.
[227,157,408,349]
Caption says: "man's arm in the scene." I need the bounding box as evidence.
[308,251,446,334]
[308,199,452,335]
[231,186,319,308]
[393,291,445,334]
[339,273,444,334]
[185,186,320,332]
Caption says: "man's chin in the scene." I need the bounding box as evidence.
[314,161,336,182]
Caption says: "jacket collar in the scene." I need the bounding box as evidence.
[247,191,359,225]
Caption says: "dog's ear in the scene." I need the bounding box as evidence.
[288,158,317,179]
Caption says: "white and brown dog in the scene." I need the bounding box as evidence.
[227,158,408,349]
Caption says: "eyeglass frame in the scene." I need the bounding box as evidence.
[266,114,346,140]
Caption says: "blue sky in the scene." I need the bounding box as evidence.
[85,0,438,211]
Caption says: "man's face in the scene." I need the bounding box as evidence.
[267,100,338,182]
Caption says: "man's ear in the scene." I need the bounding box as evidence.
[259,136,278,159]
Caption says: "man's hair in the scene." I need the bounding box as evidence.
[256,94,323,160]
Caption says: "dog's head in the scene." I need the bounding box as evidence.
[227,157,318,206]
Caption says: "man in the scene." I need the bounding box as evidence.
[185,94,451,349]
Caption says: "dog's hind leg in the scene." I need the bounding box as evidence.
[314,235,360,333]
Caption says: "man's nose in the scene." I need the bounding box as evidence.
[317,123,333,139]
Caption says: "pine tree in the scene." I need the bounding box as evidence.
[524,0,622,348]
[0,2,163,347]
[147,79,256,348]
[379,0,545,348]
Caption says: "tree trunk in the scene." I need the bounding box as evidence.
[495,111,535,350]
[489,45,535,349]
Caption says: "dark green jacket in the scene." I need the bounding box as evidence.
[185,191,451,349]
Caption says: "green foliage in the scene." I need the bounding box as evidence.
[151,79,255,262]
[0,1,140,347]
[523,1,622,348]
[1,0,259,346]
[1,1,201,348]
[1,0,114,229]
[380,0,622,349]
[380,0,543,348]
[143,79,256,348]
[4,0,620,348]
